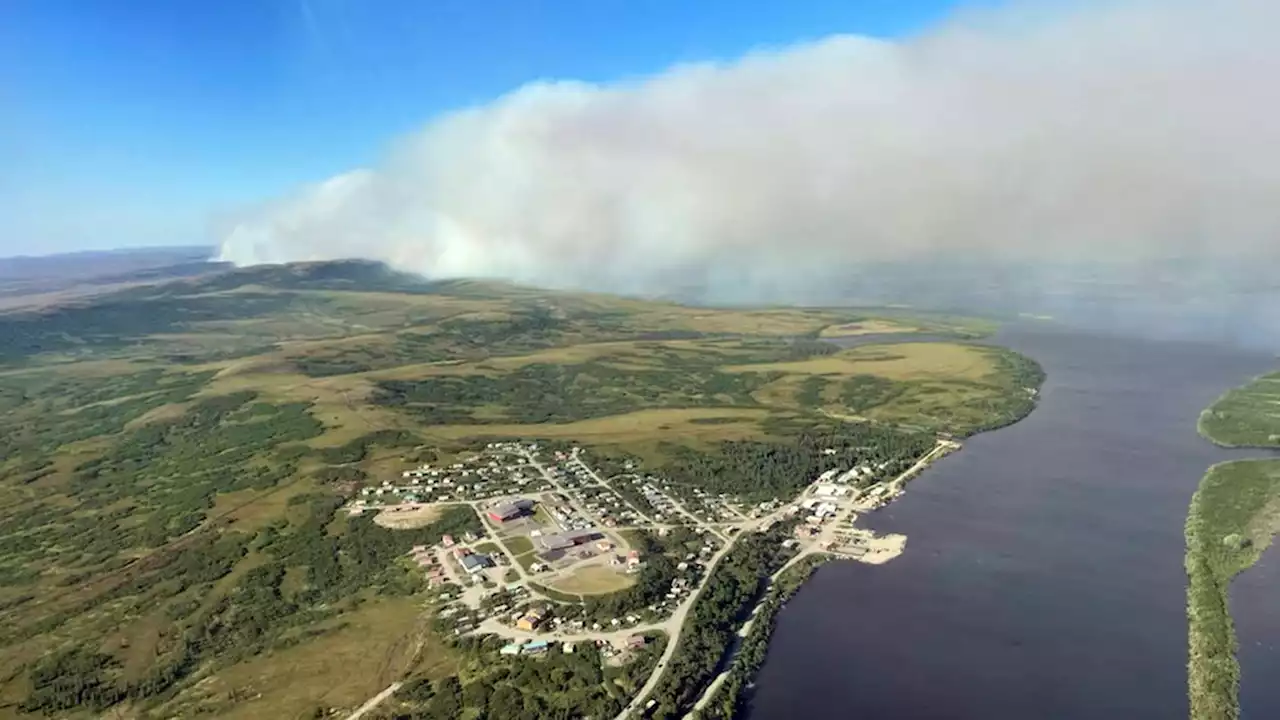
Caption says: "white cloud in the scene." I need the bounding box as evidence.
[218,0,1280,302]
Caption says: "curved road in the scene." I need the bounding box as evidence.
[612,538,738,720]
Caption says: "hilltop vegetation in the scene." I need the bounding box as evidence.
[1187,369,1280,720]
[1199,371,1280,448]
[0,260,1040,718]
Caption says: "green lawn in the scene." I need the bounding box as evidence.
[531,505,558,527]
[502,535,534,556]
[473,542,501,556]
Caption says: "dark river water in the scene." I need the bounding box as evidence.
[1230,532,1280,717]
[746,327,1278,720]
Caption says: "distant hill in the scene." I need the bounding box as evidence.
[0,246,227,307]
[0,259,583,365]
[138,258,447,296]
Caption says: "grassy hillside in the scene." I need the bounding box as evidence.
[1187,368,1280,720]
[0,260,1037,719]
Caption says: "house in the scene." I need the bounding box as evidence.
[795,525,819,539]
[516,607,546,631]
[487,498,535,523]
[441,535,455,548]
[626,550,642,569]
[535,530,599,552]
[563,642,576,654]
[626,635,648,650]
[522,640,549,655]
[460,554,492,574]
[500,643,523,656]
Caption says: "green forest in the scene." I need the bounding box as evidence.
[381,633,663,720]
[698,555,830,720]
[644,526,799,719]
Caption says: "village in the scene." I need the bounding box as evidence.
[344,437,960,717]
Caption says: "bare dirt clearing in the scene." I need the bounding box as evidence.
[373,505,443,529]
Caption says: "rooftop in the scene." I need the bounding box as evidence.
[460,554,491,570]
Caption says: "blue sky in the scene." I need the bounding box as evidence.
[0,0,976,257]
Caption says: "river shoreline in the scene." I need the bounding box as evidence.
[746,327,1279,720]
[1190,369,1280,719]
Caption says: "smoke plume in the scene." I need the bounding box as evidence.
[218,0,1280,314]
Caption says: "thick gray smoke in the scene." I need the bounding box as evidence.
[218,0,1280,329]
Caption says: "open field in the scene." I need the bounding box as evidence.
[205,479,323,533]
[151,596,453,719]
[722,342,993,381]
[548,565,637,595]
[818,319,919,337]
[719,343,1040,436]
[513,552,539,573]
[502,536,535,556]
[420,408,771,446]
[0,260,1039,719]
[474,542,502,556]
[374,505,443,529]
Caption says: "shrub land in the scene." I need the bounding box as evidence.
[1185,460,1280,720]
[1199,372,1280,448]
[1186,366,1280,720]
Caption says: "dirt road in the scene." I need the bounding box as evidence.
[344,682,402,720]
[613,538,737,720]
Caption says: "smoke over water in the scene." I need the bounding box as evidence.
[218,0,1280,346]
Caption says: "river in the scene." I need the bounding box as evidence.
[745,326,1277,720]
[1228,503,1280,717]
